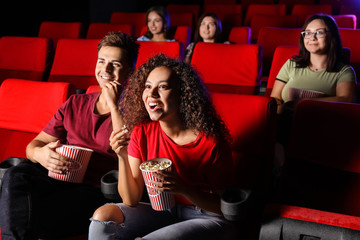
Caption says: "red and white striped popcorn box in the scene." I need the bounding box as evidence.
[140,158,175,211]
[48,145,93,183]
[289,88,325,101]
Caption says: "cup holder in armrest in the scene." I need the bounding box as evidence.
[100,170,121,201]
[221,188,252,221]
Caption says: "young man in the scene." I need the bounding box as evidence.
[0,32,139,240]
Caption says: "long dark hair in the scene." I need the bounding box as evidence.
[121,54,230,142]
[193,12,224,44]
[292,14,343,72]
[143,6,170,39]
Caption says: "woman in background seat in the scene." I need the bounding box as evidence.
[185,12,229,63]
[137,6,175,42]
[271,14,356,147]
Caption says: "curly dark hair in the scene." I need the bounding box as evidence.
[121,54,230,141]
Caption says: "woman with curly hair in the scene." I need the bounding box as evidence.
[89,54,235,239]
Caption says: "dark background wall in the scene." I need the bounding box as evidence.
[0,0,202,38]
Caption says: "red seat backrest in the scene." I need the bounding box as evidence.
[0,36,53,83]
[250,15,298,43]
[191,42,262,95]
[339,28,360,86]
[48,39,99,90]
[333,14,357,29]
[211,93,277,188]
[86,23,134,39]
[86,85,101,94]
[288,100,360,173]
[244,4,287,26]
[167,4,201,25]
[228,26,251,44]
[265,46,299,96]
[110,12,146,38]
[0,79,74,160]
[291,4,333,27]
[136,41,183,68]
[257,27,301,76]
[203,4,242,16]
[276,100,360,217]
[38,21,84,48]
[170,12,194,28]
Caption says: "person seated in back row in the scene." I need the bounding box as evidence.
[137,6,175,42]
[185,12,230,63]
[0,32,139,240]
[89,54,236,240]
[271,14,356,146]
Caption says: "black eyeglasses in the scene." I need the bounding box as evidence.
[301,30,328,39]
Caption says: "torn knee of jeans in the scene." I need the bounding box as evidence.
[90,218,126,228]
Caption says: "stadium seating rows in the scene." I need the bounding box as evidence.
[1,1,360,239]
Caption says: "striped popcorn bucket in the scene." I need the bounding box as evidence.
[140,158,175,211]
[48,145,93,183]
[289,88,325,101]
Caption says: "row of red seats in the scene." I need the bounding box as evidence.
[2,78,360,239]
[0,37,183,90]
[111,4,357,39]
[0,78,277,239]
[110,10,356,43]
[2,26,360,95]
[259,99,360,239]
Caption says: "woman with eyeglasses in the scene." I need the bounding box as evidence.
[270,14,356,145]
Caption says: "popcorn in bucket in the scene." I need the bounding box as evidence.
[140,158,175,211]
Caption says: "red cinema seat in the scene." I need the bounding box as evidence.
[191,42,262,95]
[339,28,360,89]
[257,27,301,77]
[291,4,333,27]
[211,93,277,189]
[244,4,287,26]
[167,4,200,26]
[333,14,357,29]
[136,41,183,68]
[203,4,243,28]
[259,100,360,239]
[38,21,84,49]
[86,23,134,39]
[110,12,146,39]
[212,93,277,239]
[170,12,194,28]
[340,4,360,31]
[203,4,242,17]
[86,85,101,94]
[48,39,99,91]
[250,15,298,43]
[228,26,251,44]
[278,0,315,14]
[0,36,53,84]
[0,79,74,161]
[264,46,299,97]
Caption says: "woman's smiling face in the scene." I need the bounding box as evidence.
[142,66,180,122]
[303,19,329,55]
